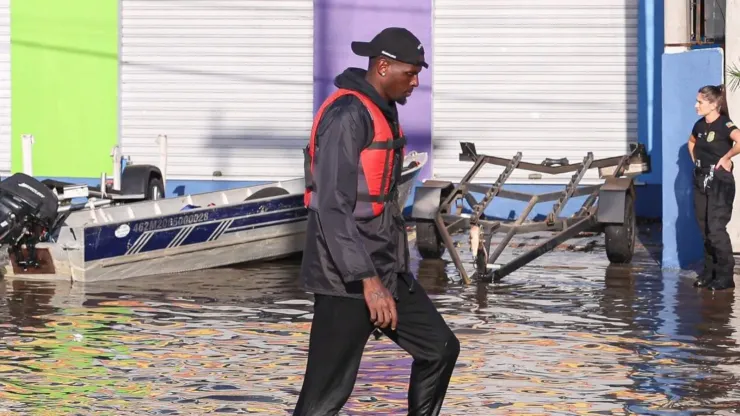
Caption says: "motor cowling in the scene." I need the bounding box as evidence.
[0,173,59,267]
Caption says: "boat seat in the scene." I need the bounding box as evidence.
[244,187,289,201]
[42,179,126,196]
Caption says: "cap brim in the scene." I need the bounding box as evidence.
[351,41,376,57]
[398,58,429,69]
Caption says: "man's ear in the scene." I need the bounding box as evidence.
[376,58,391,77]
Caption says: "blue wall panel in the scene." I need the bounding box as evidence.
[661,48,724,270]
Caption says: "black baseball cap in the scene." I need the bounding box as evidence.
[351,27,428,69]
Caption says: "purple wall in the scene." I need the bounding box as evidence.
[314,0,433,179]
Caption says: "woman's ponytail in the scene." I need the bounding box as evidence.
[718,84,729,116]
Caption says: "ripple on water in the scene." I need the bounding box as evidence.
[1,229,740,414]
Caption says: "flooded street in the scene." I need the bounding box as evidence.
[2,225,740,415]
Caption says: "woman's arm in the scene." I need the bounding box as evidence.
[717,127,740,170]
[688,134,697,163]
[731,129,740,147]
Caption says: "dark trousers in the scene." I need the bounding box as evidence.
[293,277,460,416]
[694,168,736,282]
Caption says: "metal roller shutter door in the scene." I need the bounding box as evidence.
[120,0,314,181]
[432,0,639,184]
[0,0,9,176]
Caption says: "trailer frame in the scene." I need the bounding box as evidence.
[411,142,651,284]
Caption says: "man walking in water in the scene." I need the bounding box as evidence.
[294,27,460,415]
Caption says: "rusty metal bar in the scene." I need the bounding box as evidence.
[491,214,599,281]
[429,142,650,285]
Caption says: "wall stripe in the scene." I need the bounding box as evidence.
[10,0,119,178]
[0,0,10,176]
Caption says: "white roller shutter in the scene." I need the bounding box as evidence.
[432,0,638,184]
[0,0,9,176]
[120,0,314,181]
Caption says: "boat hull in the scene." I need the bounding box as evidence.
[3,152,427,282]
[79,220,307,282]
[6,193,308,282]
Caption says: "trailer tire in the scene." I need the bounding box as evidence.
[146,176,165,200]
[604,192,636,264]
[416,220,445,259]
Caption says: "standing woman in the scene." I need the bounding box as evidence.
[688,84,740,290]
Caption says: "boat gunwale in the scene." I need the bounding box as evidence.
[66,183,306,230]
[65,152,428,230]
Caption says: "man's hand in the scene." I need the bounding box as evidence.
[363,276,397,331]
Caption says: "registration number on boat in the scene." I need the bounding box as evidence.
[132,212,210,233]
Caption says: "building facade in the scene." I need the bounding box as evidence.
[2,0,664,218]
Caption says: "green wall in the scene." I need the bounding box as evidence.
[11,1,118,178]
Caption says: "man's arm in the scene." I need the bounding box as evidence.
[313,98,377,282]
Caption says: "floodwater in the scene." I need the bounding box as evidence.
[1,226,740,415]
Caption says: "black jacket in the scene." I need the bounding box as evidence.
[299,68,412,299]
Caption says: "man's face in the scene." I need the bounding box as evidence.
[380,59,422,105]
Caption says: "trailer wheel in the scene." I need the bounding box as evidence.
[416,220,445,259]
[604,192,636,263]
[146,176,165,200]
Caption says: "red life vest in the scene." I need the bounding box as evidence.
[304,88,407,219]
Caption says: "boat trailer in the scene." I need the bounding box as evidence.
[411,142,651,284]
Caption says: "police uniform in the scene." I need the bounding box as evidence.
[692,115,738,289]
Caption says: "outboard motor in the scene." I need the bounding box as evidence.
[0,173,59,270]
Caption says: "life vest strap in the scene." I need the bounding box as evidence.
[357,192,395,203]
[303,146,316,191]
[366,135,407,150]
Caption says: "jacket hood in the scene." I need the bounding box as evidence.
[333,68,399,122]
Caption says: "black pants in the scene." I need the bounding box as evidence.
[293,277,460,416]
[694,168,736,282]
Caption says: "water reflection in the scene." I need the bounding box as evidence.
[0,230,739,414]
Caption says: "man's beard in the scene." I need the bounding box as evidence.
[395,96,408,106]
